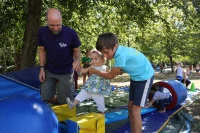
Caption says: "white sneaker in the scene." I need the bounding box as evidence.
[66,97,75,109]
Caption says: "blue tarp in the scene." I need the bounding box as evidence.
[0,74,40,100]
[4,66,40,90]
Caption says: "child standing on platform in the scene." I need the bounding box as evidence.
[67,49,111,114]
[88,33,154,133]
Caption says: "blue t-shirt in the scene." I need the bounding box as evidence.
[114,45,154,81]
[37,26,81,74]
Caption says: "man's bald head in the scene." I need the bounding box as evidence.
[46,8,62,21]
[46,8,62,34]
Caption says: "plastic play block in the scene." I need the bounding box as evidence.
[51,104,76,122]
[67,112,105,133]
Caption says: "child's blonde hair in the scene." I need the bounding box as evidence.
[90,49,106,64]
[90,49,103,58]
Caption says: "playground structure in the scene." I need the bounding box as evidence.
[0,66,198,133]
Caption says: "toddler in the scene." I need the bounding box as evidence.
[67,49,111,114]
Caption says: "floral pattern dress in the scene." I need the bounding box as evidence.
[82,65,112,96]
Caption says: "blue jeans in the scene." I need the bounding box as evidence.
[157,95,173,110]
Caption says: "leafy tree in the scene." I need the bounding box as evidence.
[1,0,200,72]
[20,0,42,69]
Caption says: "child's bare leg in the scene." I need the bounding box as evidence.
[132,105,142,133]
[129,101,142,133]
[128,101,134,133]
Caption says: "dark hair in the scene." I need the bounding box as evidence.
[151,83,159,91]
[96,32,118,51]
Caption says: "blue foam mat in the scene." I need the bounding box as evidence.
[105,105,184,133]
[4,66,40,89]
[105,107,157,124]
[0,75,40,99]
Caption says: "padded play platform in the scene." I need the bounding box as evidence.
[156,80,187,110]
[105,107,157,124]
[106,104,188,133]
[105,89,200,133]
[1,67,198,133]
[0,74,40,99]
[4,66,40,89]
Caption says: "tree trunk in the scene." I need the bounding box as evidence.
[20,0,42,69]
[170,55,174,73]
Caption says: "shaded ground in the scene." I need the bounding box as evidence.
[77,71,200,132]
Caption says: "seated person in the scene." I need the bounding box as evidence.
[145,83,173,113]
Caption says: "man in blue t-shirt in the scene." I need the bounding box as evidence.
[89,33,154,133]
[37,8,81,105]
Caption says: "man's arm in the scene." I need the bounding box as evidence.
[39,46,46,82]
[73,47,81,71]
[39,46,46,66]
[89,67,121,79]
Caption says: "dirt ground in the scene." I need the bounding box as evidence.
[77,71,200,132]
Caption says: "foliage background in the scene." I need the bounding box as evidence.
[0,0,200,73]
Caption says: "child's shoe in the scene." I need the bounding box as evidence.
[66,97,75,109]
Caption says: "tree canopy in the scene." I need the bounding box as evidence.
[0,0,200,73]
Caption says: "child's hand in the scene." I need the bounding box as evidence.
[81,68,88,74]
[88,67,97,74]
[118,69,124,75]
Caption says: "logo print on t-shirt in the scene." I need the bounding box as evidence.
[59,42,67,48]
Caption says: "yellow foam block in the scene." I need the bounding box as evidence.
[67,112,105,133]
[51,104,76,122]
